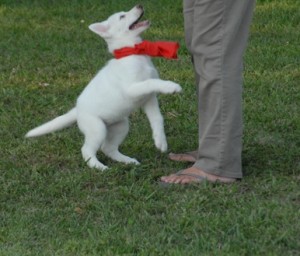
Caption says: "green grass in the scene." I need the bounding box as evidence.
[0,0,299,255]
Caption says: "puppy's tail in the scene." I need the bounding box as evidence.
[25,108,77,138]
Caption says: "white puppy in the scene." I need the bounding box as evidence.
[26,5,182,170]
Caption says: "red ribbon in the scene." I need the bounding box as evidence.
[113,40,180,59]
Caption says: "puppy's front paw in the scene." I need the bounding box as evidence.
[154,135,168,153]
[87,160,108,171]
[161,81,182,94]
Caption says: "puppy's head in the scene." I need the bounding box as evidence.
[89,5,150,52]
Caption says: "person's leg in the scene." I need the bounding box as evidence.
[167,0,199,164]
[162,0,255,184]
[182,0,194,52]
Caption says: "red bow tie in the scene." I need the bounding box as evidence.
[113,40,180,59]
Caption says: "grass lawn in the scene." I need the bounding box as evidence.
[0,0,299,255]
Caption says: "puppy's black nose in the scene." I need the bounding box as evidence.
[136,4,143,10]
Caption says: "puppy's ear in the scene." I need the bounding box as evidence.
[89,22,110,38]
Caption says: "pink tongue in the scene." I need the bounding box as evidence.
[133,20,148,29]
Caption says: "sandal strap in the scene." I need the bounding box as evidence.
[176,170,206,181]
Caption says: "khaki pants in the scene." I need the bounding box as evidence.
[183,0,255,178]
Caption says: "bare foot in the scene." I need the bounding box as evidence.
[168,151,197,163]
[160,166,237,184]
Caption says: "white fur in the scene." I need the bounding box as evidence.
[26,5,182,170]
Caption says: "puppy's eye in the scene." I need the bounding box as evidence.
[120,15,125,20]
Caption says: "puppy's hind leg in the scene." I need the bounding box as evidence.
[77,114,108,170]
[101,118,140,165]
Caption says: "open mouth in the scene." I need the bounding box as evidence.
[129,11,149,30]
